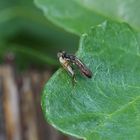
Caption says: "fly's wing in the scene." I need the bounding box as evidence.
[74,57,92,78]
[64,53,92,78]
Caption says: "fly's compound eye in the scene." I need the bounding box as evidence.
[57,51,66,58]
[61,51,66,58]
[57,52,62,58]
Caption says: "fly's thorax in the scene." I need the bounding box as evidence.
[59,56,74,76]
[59,56,66,64]
[59,57,69,67]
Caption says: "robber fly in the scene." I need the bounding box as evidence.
[57,51,92,84]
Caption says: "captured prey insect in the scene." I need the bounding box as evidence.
[57,51,92,84]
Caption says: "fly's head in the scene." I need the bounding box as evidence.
[57,51,66,59]
[57,51,68,66]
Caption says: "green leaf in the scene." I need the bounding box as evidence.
[74,0,140,31]
[34,0,106,35]
[34,0,140,35]
[42,21,140,140]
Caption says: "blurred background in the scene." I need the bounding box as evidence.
[0,0,80,140]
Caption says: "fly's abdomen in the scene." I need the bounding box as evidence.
[75,58,92,78]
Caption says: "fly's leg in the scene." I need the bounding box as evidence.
[64,63,77,85]
[72,73,77,86]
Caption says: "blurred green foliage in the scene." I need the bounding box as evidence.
[35,0,140,35]
[0,0,79,69]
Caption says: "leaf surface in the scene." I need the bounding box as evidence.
[34,0,106,35]
[35,0,140,35]
[42,21,140,140]
[75,0,140,31]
